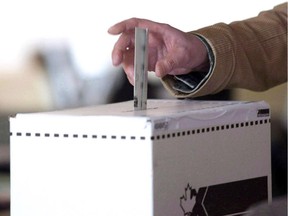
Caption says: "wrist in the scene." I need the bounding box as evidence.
[192,34,214,72]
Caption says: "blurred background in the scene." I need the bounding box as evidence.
[0,0,286,215]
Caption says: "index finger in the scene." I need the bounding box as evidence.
[108,18,165,35]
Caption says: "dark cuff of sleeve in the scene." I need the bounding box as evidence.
[172,35,215,94]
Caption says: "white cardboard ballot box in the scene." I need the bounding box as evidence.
[10,99,272,216]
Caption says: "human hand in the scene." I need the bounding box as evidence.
[108,18,209,85]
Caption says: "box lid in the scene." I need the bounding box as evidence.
[10,99,270,135]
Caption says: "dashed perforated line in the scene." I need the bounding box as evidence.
[11,132,147,141]
[10,119,270,141]
[151,119,270,140]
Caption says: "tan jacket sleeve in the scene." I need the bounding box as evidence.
[161,3,287,98]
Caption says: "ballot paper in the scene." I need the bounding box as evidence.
[10,99,272,216]
[134,27,148,111]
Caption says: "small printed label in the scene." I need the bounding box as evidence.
[154,121,168,130]
[257,109,270,117]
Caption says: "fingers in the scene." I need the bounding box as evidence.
[156,55,193,77]
[109,18,182,82]
[111,32,134,66]
[123,64,135,85]
[122,50,135,85]
[108,18,139,35]
[155,54,179,77]
[108,18,165,35]
[127,73,134,85]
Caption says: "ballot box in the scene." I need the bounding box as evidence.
[10,99,271,216]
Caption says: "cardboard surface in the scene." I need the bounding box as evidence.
[10,99,272,216]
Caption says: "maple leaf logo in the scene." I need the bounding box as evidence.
[180,184,207,216]
[180,184,196,215]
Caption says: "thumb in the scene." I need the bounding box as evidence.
[155,55,178,77]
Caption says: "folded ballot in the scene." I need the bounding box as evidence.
[10,99,271,216]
